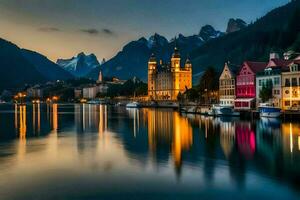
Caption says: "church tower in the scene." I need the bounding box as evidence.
[98,70,103,83]
[148,53,157,99]
[171,47,181,72]
[171,45,181,99]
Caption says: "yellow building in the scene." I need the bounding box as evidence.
[148,47,192,100]
[282,60,300,110]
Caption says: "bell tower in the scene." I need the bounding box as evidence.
[171,47,181,72]
[148,53,157,99]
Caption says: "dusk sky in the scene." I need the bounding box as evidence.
[0,0,290,62]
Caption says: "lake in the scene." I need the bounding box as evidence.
[0,103,299,200]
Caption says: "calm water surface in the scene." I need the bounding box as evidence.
[0,103,300,200]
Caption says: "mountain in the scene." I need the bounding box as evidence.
[21,49,74,81]
[199,25,224,41]
[57,52,101,77]
[190,0,300,78]
[0,38,46,91]
[88,25,224,80]
[226,18,247,33]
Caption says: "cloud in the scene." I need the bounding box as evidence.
[80,28,115,37]
[38,27,61,32]
[81,28,99,35]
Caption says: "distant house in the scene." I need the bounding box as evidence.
[74,88,82,99]
[282,59,300,110]
[82,86,98,99]
[234,61,267,110]
[27,85,43,98]
[219,62,238,107]
[256,54,291,107]
[81,84,108,99]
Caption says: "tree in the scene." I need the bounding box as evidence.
[184,88,200,102]
[199,67,219,104]
[259,79,273,103]
[177,92,183,102]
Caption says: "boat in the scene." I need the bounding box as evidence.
[216,105,240,117]
[208,105,240,117]
[126,101,141,108]
[258,103,282,118]
[87,99,106,104]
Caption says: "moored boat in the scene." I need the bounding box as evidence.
[126,101,141,108]
[216,105,240,117]
[87,99,106,104]
[259,103,282,118]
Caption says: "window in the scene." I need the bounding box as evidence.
[285,78,290,87]
[292,78,297,86]
[259,80,262,86]
[285,101,290,106]
[274,77,280,86]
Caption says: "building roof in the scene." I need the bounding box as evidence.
[292,59,300,65]
[227,63,240,76]
[185,58,191,65]
[244,61,268,73]
[267,58,292,70]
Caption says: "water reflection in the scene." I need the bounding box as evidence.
[0,104,300,199]
[146,109,192,172]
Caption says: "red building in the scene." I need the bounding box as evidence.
[234,61,267,110]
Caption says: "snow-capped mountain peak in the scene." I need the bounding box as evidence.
[147,33,168,49]
[57,52,101,77]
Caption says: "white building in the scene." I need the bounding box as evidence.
[83,86,98,99]
[219,63,237,106]
[256,56,291,107]
[27,85,43,98]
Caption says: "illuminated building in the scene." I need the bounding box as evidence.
[219,62,237,106]
[281,60,300,110]
[256,54,291,107]
[234,61,267,110]
[148,46,192,100]
[82,86,98,99]
[26,85,43,98]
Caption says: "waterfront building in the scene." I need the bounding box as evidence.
[148,47,192,100]
[27,85,43,98]
[256,55,291,107]
[234,61,267,110]
[282,59,300,110]
[219,62,238,106]
[82,86,98,99]
[74,88,82,99]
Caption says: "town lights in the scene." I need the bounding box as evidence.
[52,96,59,101]
[80,98,87,103]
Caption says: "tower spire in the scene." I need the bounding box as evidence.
[174,35,178,50]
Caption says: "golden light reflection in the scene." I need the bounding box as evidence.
[37,103,40,133]
[220,121,236,158]
[146,109,192,169]
[52,103,58,132]
[99,105,107,136]
[14,104,18,129]
[19,105,27,140]
[282,123,300,154]
[172,112,193,168]
[32,103,41,134]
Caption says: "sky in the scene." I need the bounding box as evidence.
[0,0,290,62]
